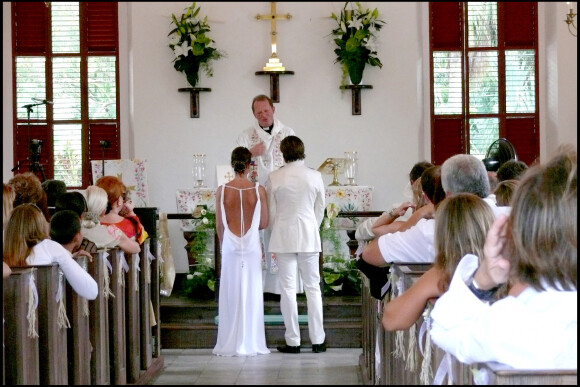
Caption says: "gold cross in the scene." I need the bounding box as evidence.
[256,2,292,71]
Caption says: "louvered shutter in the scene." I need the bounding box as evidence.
[505,117,538,166]
[85,2,118,53]
[87,123,120,183]
[14,124,53,180]
[13,2,49,55]
[431,118,464,165]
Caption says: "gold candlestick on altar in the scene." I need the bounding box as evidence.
[256,2,292,71]
[318,158,346,186]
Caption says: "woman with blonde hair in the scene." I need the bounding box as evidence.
[382,193,495,331]
[3,203,97,300]
[3,183,15,230]
[81,185,140,254]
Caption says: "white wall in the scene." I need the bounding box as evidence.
[3,2,577,273]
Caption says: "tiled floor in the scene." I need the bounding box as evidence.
[150,347,363,385]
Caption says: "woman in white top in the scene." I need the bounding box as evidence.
[430,148,577,369]
[3,203,98,300]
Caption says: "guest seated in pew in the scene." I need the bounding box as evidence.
[96,176,148,245]
[362,154,509,267]
[355,161,433,242]
[81,185,141,254]
[3,261,11,278]
[382,193,495,331]
[372,165,445,237]
[55,190,87,217]
[3,204,98,300]
[493,179,519,207]
[41,179,67,211]
[430,148,577,369]
[8,172,51,222]
[3,182,15,232]
[496,159,528,182]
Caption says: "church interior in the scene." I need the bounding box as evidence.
[2,2,577,385]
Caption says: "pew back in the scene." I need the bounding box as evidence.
[3,267,40,385]
[477,362,578,385]
[66,255,91,384]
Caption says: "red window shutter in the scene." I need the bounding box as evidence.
[88,123,120,161]
[87,122,120,183]
[84,2,118,53]
[505,117,538,166]
[13,2,49,55]
[430,2,463,50]
[501,3,537,48]
[432,118,465,165]
[14,124,53,180]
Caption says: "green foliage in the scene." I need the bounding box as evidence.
[320,203,361,296]
[168,2,226,87]
[182,253,216,299]
[183,205,217,299]
[322,254,361,296]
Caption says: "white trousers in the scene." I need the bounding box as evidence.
[277,252,325,346]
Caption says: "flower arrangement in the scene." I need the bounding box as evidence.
[331,2,386,86]
[320,203,361,296]
[168,2,226,87]
[183,204,217,299]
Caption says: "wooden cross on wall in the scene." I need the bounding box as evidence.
[256,2,292,70]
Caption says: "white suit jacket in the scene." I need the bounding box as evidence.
[266,160,325,253]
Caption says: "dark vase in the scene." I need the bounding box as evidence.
[184,61,201,87]
[347,62,365,85]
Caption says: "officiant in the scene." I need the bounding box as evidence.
[236,94,300,295]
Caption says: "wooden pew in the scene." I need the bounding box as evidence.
[31,264,69,385]
[380,263,473,385]
[108,248,128,385]
[134,206,161,359]
[87,250,111,385]
[475,362,577,385]
[139,238,153,370]
[381,263,431,385]
[359,274,384,385]
[66,255,91,385]
[3,267,40,385]
[125,251,141,383]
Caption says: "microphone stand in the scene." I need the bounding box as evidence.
[21,102,47,181]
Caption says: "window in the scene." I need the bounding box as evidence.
[12,2,120,188]
[429,2,539,166]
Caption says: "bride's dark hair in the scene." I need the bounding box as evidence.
[231,146,252,174]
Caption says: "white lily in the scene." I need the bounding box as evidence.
[169,34,181,46]
[347,18,363,30]
[173,40,191,58]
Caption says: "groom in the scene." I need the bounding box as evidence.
[266,135,327,353]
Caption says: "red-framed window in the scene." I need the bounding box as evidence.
[429,2,539,166]
[12,2,120,187]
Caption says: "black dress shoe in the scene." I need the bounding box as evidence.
[312,342,327,353]
[277,344,301,354]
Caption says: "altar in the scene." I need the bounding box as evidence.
[176,185,373,263]
[323,185,373,258]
